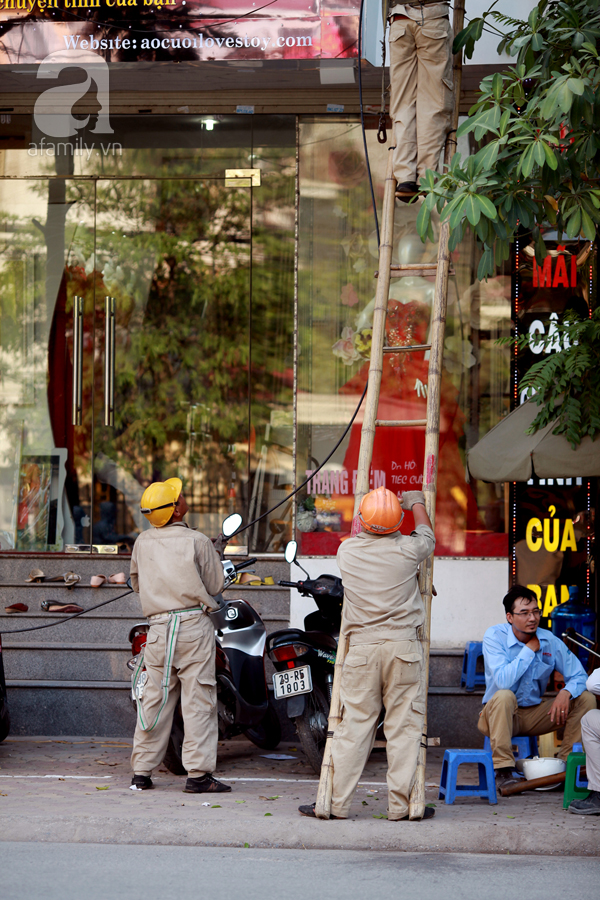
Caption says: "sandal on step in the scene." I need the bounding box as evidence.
[25,569,45,583]
[41,600,84,614]
[5,603,29,613]
[90,575,108,588]
[108,572,127,585]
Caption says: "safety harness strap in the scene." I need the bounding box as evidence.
[133,607,204,732]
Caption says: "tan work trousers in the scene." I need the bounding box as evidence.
[389,17,454,185]
[581,709,600,792]
[131,613,218,778]
[477,689,597,769]
[330,639,425,820]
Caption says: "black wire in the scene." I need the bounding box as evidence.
[235,379,368,536]
[0,589,133,636]
[358,0,380,248]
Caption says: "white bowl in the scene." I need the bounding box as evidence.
[521,756,566,787]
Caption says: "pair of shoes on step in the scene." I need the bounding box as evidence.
[130,773,231,793]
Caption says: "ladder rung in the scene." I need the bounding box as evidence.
[373,265,455,278]
[376,419,427,427]
[383,344,431,353]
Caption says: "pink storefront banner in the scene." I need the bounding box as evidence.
[0,1,360,64]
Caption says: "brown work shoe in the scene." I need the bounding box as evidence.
[183,774,231,793]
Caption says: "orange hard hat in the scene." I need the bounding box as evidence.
[358,486,404,535]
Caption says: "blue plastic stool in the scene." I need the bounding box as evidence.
[484,735,538,760]
[571,743,588,788]
[461,642,486,692]
[438,749,498,805]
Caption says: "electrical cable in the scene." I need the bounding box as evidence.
[0,588,133,636]
[358,0,380,248]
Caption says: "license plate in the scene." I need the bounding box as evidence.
[272,665,313,699]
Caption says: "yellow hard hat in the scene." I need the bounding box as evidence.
[140,477,183,528]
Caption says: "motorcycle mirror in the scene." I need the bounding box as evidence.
[222,514,242,538]
[284,540,298,565]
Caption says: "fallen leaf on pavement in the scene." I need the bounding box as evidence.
[235,800,245,803]
[96,786,109,791]
[264,813,273,816]
[362,801,369,806]
[373,814,387,819]
[211,804,222,808]
[259,795,280,801]
[507,815,515,819]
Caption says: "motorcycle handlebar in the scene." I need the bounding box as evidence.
[233,557,258,572]
[278,580,303,588]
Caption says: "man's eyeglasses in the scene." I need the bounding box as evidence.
[512,609,541,618]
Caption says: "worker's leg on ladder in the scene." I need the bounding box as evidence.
[389,19,418,186]
[414,16,454,179]
[381,639,425,819]
[330,643,382,818]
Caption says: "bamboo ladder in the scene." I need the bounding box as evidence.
[314,0,466,820]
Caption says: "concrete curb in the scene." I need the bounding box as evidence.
[1,813,598,856]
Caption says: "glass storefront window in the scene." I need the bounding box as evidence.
[296,116,512,557]
[0,116,295,553]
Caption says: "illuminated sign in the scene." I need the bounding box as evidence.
[0,1,360,64]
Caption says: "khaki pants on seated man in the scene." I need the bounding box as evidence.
[478,688,597,769]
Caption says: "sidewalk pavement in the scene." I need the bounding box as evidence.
[0,736,597,855]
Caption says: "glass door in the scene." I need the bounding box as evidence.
[91,178,252,550]
[0,178,95,552]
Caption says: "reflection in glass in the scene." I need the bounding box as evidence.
[297,118,512,557]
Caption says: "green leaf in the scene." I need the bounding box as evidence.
[542,141,558,169]
[533,141,546,167]
[211,804,222,808]
[492,72,503,100]
[580,209,596,239]
[244,843,250,848]
[475,194,498,220]
[264,813,273,816]
[474,140,500,172]
[465,194,481,226]
[531,33,544,52]
[565,208,582,238]
[567,77,585,96]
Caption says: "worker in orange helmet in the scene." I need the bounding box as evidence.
[299,487,435,821]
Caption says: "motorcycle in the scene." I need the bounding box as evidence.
[266,540,343,773]
[127,515,281,775]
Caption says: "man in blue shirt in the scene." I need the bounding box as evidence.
[478,585,596,789]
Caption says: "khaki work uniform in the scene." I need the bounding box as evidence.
[129,522,224,778]
[388,2,453,185]
[332,524,435,819]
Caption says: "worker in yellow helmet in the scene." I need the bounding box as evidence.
[129,477,230,794]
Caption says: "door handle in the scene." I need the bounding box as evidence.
[72,295,84,426]
[104,296,115,427]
